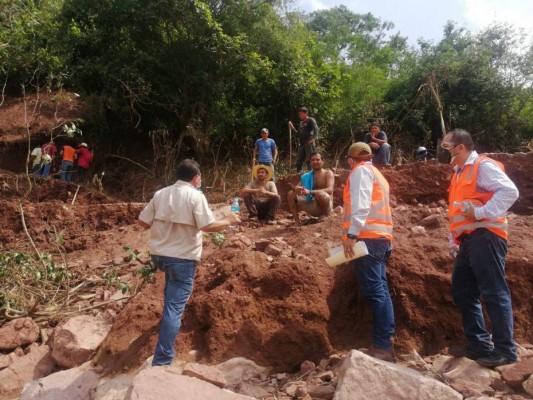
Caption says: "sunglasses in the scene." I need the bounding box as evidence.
[441,142,461,151]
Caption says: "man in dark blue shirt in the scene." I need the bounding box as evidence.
[364,123,391,166]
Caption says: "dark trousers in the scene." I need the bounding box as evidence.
[77,166,88,183]
[244,194,280,220]
[452,229,516,360]
[296,143,316,172]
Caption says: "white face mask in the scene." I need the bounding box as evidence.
[193,175,202,190]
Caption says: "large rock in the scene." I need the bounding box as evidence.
[524,373,533,396]
[51,313,113,368]
[0,344,55,399]
[182,362,227,388]
[217,357,268,387]
[333,350,462,400]
[438,357,501,392]
[0,317,40,350]
[20,362,100,400]
[0,352,20,370]
[500,358,533,388]
[93,374,135,400]
[125,368,256,400]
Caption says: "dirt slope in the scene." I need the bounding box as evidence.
[92,155,532,373]
[1,154,532,374]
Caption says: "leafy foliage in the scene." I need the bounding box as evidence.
[1,1,532,162]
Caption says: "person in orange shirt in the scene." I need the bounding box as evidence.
[60,143,76,183]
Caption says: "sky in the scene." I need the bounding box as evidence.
[294,0,533,46]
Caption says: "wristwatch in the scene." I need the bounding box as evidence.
[347,234,357,239]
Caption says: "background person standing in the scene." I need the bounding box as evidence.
[75,142,93,183]
[289,106,319,172]
[37,140,57,177]
[138,159,240,366]
[60,143,76,183]
[443,129,519,368]
[28,143,43,174]
[342,142,394,362]
[252,128,278,179]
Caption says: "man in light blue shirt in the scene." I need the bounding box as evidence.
[253,128,278,179]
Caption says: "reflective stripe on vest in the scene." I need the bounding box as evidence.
[448,155,508,243]
[342,162,393,240]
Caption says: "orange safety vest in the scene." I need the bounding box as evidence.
[342,162,393,240]
[448,155,508,244]
[62,146,76,162]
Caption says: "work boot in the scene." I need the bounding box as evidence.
[370,347,395,362]
[448,347,492,360]
[476,354,517,368]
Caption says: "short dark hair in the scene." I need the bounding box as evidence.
[310,152,322,160]
[298,106,309,114]
[448,129,475,151]
[370,123,381,129]
[176,159,200,182]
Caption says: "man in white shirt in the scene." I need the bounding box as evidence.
[28,145,43,174]
[138,159,240,366]
[443,129,519,368]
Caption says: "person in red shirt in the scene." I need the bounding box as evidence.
[60,144,76,183]
[75,143,93,183]
[37,140,57,177]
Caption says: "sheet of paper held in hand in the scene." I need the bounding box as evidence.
[325,241,369,267]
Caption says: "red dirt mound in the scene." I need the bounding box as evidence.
[92,154,533,373]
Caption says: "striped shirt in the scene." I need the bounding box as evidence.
[453,151,519,220]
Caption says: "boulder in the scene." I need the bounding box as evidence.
[0,344,55,399]
[182,362,227,388]
[21,362,100,400]
[51,314,113,368]
[125,368,256,400]
[334,350,462,400]
[0,317,40,350]
[523,373,533,397]
[237,382,271,399]
[217,357,268,387]
[93,374,135,400]
[500,358,533,388]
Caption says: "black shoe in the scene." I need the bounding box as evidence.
[448,347,492,360]
[476,354,517,368]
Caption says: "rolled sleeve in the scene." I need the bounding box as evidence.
[348,166,373,236]
[474,160,519,220]
[193,195,216,229]
[139,200,155,226]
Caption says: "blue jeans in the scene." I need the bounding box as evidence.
[151,255,196,366]
[452,229,516,360]
[373,143,391,165]
[37,162,52,177]
[60,160,74,183]
[352,238,394,350]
